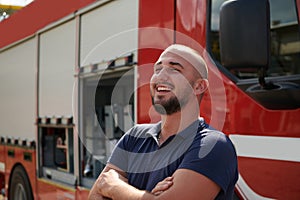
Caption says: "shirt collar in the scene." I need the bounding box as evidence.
[145,122,161,138]
[145,118,206,141]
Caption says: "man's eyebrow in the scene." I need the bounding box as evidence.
[154,61,184,69]
[169,61,184,69]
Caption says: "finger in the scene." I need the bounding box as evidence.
[151,176,174,194]
[153,191,163,196]
[151,181,173,194]
[164,177,173,181]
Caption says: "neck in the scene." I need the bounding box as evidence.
[160,102,199,138]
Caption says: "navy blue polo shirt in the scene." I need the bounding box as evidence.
[107,118,238,199]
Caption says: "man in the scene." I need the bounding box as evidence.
[89,44,238,200]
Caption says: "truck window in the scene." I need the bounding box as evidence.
[209,0,300,79]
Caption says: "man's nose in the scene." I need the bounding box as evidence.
[155,67,170,81]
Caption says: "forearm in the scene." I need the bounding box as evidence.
[88,181,107,200]
[88,192,106,200]
[89,164,128,200]
[98,169,174,200]
[109,180,156,200]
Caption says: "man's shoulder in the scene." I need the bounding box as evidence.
[198,123,227,141]
[201,128,227,141]
[197,128,236,158]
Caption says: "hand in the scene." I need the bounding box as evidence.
[97,169,127,198]
[151,177,173,196]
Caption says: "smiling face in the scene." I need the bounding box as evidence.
[150,45,208,115]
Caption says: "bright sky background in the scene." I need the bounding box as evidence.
[0,0,33,6]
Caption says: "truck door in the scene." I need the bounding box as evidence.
[78,55,135,188]
[209,0,300,199]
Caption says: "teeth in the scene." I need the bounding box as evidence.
[157,86,171,92]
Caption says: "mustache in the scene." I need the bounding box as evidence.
[153,82,174,88]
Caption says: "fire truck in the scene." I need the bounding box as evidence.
[0,0,299,199]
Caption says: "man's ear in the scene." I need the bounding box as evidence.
[194,79,209,95]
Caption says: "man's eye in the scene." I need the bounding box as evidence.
[155,68,162,73]
[170,68,180,72]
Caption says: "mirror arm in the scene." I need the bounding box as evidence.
[258,67,278,90]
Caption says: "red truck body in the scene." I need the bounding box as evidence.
[0,0,299,199]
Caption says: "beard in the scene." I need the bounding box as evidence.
[151,95,188,115]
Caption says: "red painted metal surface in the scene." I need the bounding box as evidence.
[4,144,37,199]
[175,0,206,49]
[0,0,95,49]
[137,0,175,124]
[238,157,300,199]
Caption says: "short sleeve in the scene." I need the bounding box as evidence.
[107,132,131,172]
[178,130,238,195]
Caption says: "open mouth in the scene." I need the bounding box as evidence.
[155,83,173,93]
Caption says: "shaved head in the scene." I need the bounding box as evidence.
[158,44,208,79]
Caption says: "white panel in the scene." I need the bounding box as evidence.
[0,39,36,140]
[229,134,300,162]
[39,20,76,117]
[80,0,138,66]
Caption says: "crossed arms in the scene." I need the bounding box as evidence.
[88,164,220,200]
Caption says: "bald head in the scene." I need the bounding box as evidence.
[158,44,208,79]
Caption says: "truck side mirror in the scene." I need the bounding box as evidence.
[219,0,272,88]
